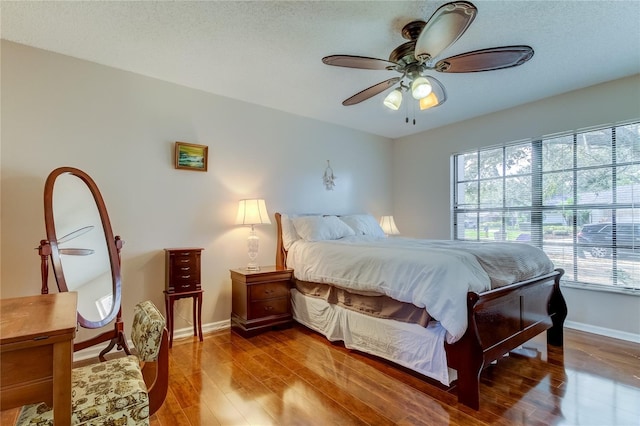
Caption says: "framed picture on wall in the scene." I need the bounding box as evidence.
[175,141,208,171]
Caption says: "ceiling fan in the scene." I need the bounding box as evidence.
[322,1,534,122]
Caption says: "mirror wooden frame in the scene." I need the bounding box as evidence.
[38,166,130,360]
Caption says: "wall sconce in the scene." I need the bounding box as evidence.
[379,216,400,236]
[235,199,271,271]
[323,160,336,190]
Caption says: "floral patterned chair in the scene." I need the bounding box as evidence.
[16,301,169,426]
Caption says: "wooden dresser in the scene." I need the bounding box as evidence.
[230,266,293,336]
[0,292,77,424]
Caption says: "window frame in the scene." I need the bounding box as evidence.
[451,121,639,296]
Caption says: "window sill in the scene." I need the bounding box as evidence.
[561,280,640,296]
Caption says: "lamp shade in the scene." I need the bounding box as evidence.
[235,199,271,226]
[411,77,432,100]
[419,92,439,110]
[379,216,400,235]
[383,89,403,110]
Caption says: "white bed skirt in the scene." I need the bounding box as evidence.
[291,288,455,386]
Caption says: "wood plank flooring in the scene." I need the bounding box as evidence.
[2,324,639,425]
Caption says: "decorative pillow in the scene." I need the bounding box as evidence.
[281,214,300,250]
[340,214,386,238]
[292,215,355,241]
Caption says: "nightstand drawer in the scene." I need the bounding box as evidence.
[249,282,289,301]
[249,297,289,319]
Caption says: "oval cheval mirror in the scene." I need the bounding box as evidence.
[38,167,130,360]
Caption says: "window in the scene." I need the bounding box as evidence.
[452,122,640,292]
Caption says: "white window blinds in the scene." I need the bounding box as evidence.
[452,122,639,291]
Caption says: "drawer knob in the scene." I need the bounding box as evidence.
[180,259,191,263]
[181,267,190,271]
[180,275,191,279]
[264,289,274,295]
[264,306,273,311]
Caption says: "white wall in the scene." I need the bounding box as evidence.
[3,40,638,344]
[393,74,640,340]
[0,41,392,340]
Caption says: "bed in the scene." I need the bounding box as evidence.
[274,213,567,410]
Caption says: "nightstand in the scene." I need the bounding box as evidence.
[230,266,293,337]
[164,248,204,348]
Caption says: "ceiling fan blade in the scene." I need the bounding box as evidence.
[58,225,95,244]
[415,1,477,62]
[322,55,397,70]
[342,77,401,106]
[435,46,534,73]
[59,248,95,256]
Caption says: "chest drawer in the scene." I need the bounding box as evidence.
[172,281,199,292]
[249,282,289,301]
[170,257,200,282]
[165,248,203,293]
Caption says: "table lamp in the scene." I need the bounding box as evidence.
[235,199,271,271]
[379,215,400,236]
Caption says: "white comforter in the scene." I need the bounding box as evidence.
[286,236,555,342]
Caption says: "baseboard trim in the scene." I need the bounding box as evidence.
[73,319,638,361]
[73,319,231,362]
[565,320,640,344]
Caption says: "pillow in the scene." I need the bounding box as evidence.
[292,215,355,242]
[340,214,386,238]
[280,214,300,250]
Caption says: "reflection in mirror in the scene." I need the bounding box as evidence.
[39,166,129,360]
[53,173,113,323]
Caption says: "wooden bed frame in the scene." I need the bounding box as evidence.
[274,213,567,410]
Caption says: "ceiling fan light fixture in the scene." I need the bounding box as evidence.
[411,77,432,99]
[322,1,533,119]
[419,92,439,110]
[383,89,403,110]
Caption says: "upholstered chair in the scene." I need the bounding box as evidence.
[15,301,169,426]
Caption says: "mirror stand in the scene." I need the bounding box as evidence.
[38,237,130,361]
[40,167,132,362]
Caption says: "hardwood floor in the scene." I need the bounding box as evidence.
[2,324,639,425]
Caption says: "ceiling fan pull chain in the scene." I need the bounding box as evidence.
[405,90,409,124]
[412,101,416,125]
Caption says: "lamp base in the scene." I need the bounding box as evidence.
[245,227,261,272]
[246,263,260,271]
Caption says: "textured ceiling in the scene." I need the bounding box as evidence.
[2,1,639,139]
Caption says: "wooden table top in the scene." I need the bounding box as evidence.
[0,292,77,346]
